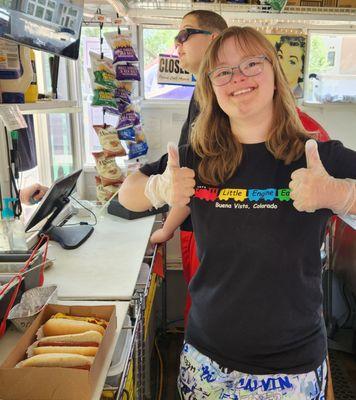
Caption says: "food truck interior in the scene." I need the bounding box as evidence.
[0,0,355,398]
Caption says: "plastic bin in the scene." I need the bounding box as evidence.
[105,314,132,387]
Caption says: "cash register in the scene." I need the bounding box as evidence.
[25,169,94,250]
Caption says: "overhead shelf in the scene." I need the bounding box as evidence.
[0,101,82,115]
[84,0,356,30]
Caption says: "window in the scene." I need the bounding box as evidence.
[35,5,44,19]
[27,3,35,15]
[36,52,75,181]
[68,8,78,17]
[142,27,194,100]
[48,114,74,180]
[44,9,53,22]
[305,32,356,103]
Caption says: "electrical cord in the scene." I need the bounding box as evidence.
[65,196,97,227]
[154,336,164,400]
[8,166,22,218]
[4,127,22,218]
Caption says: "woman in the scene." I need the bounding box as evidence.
[119,26,356,398]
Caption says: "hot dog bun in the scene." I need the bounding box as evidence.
[33,346,98,357]
[37,330,102,346]
[52,313,108,329]
[19,353,94,370]
[43,318,105,336]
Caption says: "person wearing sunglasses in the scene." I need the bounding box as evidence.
[142,10,228,324]
[120,26,356,398]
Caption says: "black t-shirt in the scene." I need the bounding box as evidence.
[140,93,199,232]
[145,140,356,374]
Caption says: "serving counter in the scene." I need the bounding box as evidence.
[0,208,162,400]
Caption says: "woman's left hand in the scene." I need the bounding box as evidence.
[289,139,330,212]
[289,139,355,214]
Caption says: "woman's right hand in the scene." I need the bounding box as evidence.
[166,144,195,207]
[144,143,195,209]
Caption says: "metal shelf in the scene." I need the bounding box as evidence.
[0,101,81,115]
[127,3,356,29]
[84,0,356,29]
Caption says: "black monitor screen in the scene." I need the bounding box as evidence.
[0,0,83,60]
[25,169,82,232]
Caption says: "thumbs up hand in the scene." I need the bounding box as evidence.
[144,143,195,209]
[289,139,355,214]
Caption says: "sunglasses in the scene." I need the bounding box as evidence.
[174,28,212,47]
[209,55,270,86]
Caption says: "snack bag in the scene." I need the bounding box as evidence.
[93,125,126,157]
[93,70,120,90]
[92,151,123,186]
[102,98,128,116]
[134,125,146,143]
[95,176,120,203]
[117,82,133,93]
[104,32,138,63]
[118,126,136,141]
[91,89,117,108]
[114,87,132,103]
[89,51,115,75]
[116,108,140,130]
[127,141,148,159]
[115,63,141,82]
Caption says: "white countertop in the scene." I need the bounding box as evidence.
[45,211,155,300]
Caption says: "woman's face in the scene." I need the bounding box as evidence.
[277,43,303,88]
[211,36,275,124]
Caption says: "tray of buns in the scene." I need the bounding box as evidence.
[0,304,117,400]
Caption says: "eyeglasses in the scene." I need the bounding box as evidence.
[174,28,212,47]
[208,55,270,87]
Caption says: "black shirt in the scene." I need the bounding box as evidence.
[145,140,356,374]
[140,93,199,231]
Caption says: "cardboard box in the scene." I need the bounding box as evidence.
[0,303,116,400]
[338,0,356,6]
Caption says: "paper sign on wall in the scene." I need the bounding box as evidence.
[157,54,195,86]
[0,105,27,131]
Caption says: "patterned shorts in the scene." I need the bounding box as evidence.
[178,343,327,400]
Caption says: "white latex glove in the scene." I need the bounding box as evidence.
[144,143,195,209]
[289,139,355,214]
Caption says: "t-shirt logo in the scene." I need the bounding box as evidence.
[194,186,291,210]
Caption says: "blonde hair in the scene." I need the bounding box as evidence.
[191,26,313,186]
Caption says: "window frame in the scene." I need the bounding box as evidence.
[33,51,79,187]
